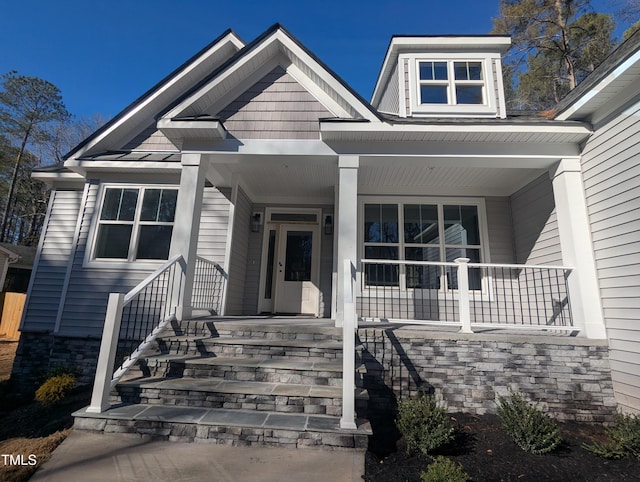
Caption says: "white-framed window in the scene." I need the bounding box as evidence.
[403,53,500,116]
[418,60,485,105]
[361,199,488,291]
[92,185,178,262]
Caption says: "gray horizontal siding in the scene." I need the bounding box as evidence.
[510,174,562,266]
[581,99,640,413]
[377,62,400,115]
[225,186,251,315]
[122,124,176,151]
[485,197,515,264]
[22,189,83,332]
[216,66,332,140]
[196,187,231,267]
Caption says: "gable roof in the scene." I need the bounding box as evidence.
[65,29,245,160]
[160,23,381,124]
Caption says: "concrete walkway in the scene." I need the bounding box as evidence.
[31,430,365,482]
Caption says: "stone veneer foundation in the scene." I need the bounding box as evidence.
[357,325,617,423]
[13,325,617,424]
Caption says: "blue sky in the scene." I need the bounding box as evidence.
[0,0,630,120]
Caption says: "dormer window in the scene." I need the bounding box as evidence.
[418,60,485,106]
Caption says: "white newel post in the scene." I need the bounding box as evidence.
[87,292,125,413]
[455,258,473,334]
[169,153,206,321]
[550,159,606,339]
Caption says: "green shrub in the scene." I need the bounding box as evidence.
[35,373,76,405]
[497,388,562,454]
[396,394,455,455]
[420,456,469,482]
[584,412,640,459]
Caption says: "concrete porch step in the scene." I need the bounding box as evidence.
[135,355,357,386]
[112,377,369,416]
[73,404,371,449]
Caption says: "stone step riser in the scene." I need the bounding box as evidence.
[164,322,343,342]
[135,362,344,386]
[155,341,344,361]
[110,388,366,416]
[74,416,368,449]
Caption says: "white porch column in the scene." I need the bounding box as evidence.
[335,155,359,328]
[169,152,206,321]
[550,159,606,339]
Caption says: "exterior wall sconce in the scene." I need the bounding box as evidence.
[251,212,262,232]
[324,215,333,235]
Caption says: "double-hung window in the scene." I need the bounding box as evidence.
[94,186,178,262]
[418,60,485,106]
[363,201,485,291]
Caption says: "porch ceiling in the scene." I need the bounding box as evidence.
[358,163,544,197]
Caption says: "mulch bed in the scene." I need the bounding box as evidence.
[364,412,640,482]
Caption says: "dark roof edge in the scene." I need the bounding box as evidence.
[554,28,640,118]
[63,28,242,160]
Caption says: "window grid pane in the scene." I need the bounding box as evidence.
[363,202,483,292]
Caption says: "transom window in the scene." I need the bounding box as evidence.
[94,186,178,261]
[363,202,484,290]
[418,60,485,105]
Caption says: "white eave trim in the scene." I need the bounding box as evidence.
[64,160,183,175]
[556,49,640,120]
[320,120,591,136]
[162,29,380,123]
[69,32,245,159]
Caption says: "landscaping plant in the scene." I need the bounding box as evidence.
[420,456,469,482]
[497,388,562,454]
[396,394,455,455]
[583,412,640,459]
[35,373,76,406]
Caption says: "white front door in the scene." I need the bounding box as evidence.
[273,224,320,315]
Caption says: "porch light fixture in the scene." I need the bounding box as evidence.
[251,212,262,233]
[324,215,333,235]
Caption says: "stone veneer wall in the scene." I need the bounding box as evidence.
[357,326,617,423]
[12,333,103,393]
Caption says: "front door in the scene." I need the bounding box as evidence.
[274,224,320,315]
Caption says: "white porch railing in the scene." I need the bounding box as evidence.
[87,254,228,414]
[359,258,575,333]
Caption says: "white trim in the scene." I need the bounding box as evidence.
[371,36,510,106]
[257,207,323,315]
[68,32,244,159]
[83,183,179,270]
[358,196,491,295]
[556,50,640,120]
[398,58,407,118]
[405,53,499,117]
[163,29,379,123]
[221,178,239,314]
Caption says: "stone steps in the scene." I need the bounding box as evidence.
[73,404,371,448]
[74,318,370,449]
[111,377,369,416]
[134,354,357,386]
